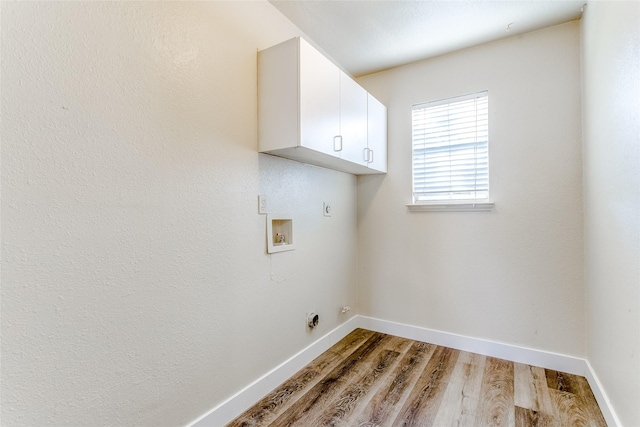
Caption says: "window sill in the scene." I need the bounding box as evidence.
[406,202,495,212]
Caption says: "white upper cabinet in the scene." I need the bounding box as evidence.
[366,93,388,173]
[258,37,387,175]
[338,72,369,167]
[299,39,340,157]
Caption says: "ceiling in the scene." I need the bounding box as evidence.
[270,0,585,77]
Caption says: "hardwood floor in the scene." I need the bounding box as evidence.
[228,329,607,427]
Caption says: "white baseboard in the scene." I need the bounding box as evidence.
[186,316,359,427]
[358,316,586,375]
[358,316,620,427]
[187,315,620,427]
[583,360,622,427]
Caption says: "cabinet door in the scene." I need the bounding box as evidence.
[258,38,299,153]
[367,93,388,172]
[299,39,340,156]
[339,72,368,165]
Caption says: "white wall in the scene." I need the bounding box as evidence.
[581,2,640,425]
[1,2,358,425]
[357,22,585,357]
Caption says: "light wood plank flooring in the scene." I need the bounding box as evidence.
[228,329,607,427]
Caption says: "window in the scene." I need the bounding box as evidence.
[411,91,491,210]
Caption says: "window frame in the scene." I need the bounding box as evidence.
[407,91,494,212]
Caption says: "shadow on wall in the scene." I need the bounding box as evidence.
[356,174,387,219]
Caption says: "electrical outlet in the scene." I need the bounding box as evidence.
[323,202,332,217]
[307,312,319,328]
[258,195,267,214]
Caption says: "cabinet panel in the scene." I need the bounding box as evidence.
[339,72,368,166]
[367,94,388,172]
[257,39,299,153]
[258,37,386,175]
[299,39,340,156]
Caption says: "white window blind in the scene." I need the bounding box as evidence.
[412,91,489,203]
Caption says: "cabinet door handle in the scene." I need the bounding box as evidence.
[364,148,374,163]
[334,136,343,152]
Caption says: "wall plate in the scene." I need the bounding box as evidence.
[258,195,267,214]
[323,202,332,217]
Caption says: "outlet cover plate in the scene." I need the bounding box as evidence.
[258,195,267,214]
[323,202,332,217]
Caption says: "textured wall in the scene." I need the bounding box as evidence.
[581,2,640,425]
[357,22,584,357]
[1,2,357,425]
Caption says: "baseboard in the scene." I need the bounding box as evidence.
[187,315,620,427]
[583,360,622,427]
[186,315,360,427]
[359,316,620,426]
[358,316,586,375]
